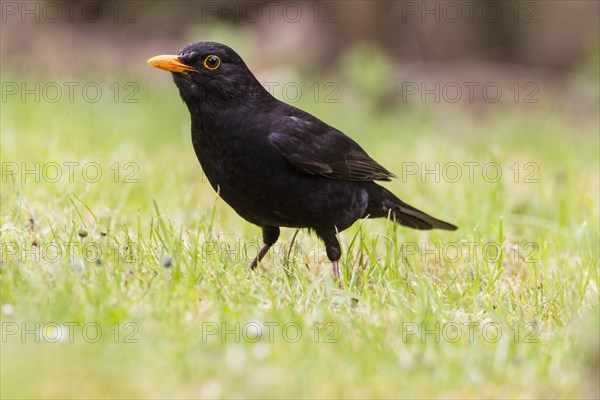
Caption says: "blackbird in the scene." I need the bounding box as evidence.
[147,41,457,281]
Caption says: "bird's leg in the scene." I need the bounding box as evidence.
[332,260,340,282]
[249,226,280,270]
[250,244,273,270]
[317,230,342,283]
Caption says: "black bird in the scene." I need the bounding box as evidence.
[147,42,457,281]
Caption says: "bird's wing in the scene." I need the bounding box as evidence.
[268,116,395,182]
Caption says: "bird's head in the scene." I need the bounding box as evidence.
[147,42,265,112]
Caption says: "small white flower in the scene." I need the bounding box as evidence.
[1,304,14,316]
[200,380,221,398]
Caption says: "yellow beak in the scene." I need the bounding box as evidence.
[146,54,196,73]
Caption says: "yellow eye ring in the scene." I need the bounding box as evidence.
[203,55,221,71]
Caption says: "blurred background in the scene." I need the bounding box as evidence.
[1,1,599,398]
[2,0,599,110]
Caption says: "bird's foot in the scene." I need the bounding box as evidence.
[249,258,258,270]
[249,243,273,270]
[332,260,342,287]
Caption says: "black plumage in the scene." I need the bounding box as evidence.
[147,42,457,281]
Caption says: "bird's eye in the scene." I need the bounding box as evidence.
[203,55,221,71]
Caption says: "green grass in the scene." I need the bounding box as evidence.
[1,67,598,399]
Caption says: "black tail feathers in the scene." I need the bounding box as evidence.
[364,184,457,231]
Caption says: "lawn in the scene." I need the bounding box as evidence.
[1,46,599,398]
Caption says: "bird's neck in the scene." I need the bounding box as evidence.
[189,87,275,135]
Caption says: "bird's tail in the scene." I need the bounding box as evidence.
[364,184,457,231]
